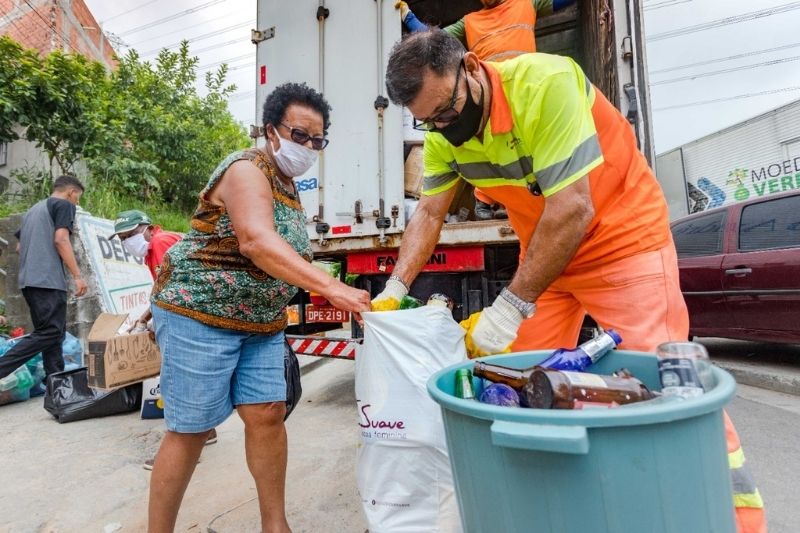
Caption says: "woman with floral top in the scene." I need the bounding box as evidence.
[147,82,371,533]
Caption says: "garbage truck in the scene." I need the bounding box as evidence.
[252,0,657,356]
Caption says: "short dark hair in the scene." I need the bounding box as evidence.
[261,82,332,133]
[53,174,85,193]
[385,30,466,106]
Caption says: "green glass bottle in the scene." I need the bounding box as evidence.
[454,368,476,399]
[399,295,423,310]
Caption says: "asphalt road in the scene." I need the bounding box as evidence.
[1,348,798,531]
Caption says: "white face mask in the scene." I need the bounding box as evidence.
[123,232,149,258]
[270,129,319,177]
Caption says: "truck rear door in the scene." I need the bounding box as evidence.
[254,1,404,244]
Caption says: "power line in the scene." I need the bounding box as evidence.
[199,61,255,74]
[184,38,243,57]
[197,53,253,70]
[117,0,227,37]
[134,20,251,54]
[101,0,159,24]
[644,0,692,12]
[21,0,75,53]
[3,9,56,48]
[654,86,800,112]
[228,90,255,101]
[648,1,800,42]
[650,40,800,75]
[651,54,800,86]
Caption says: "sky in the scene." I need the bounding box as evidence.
[85,0,800,154]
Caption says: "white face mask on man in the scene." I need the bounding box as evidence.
[270,126,319,177]
[123,232,149,258]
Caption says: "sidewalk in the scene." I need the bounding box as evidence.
[0,357,364,532]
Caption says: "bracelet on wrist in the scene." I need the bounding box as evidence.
[388,274,409,292]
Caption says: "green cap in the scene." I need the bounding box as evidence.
[109,209,151,239]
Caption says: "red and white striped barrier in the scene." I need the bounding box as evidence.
[286,336,361,360]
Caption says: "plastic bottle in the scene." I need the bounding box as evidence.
[537,329,623,372]
[656,341,712,399]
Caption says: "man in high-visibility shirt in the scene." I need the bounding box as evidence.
[375,30,766,533]
[397,0,575,219]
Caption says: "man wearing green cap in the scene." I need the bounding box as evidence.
[110,210,182,280]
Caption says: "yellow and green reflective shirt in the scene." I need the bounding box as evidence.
[422,53,603,198]
[422,53,672,269]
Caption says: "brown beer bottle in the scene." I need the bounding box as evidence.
[472,362,537,390]
[521,368,655,409]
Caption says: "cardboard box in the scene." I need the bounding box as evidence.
[86,313,161,390]
[404,145,425,198]
[140,375,164,419]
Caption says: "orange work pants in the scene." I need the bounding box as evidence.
[512,243,767,532]
[513,243,688,352]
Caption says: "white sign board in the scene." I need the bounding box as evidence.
[76,213,153,325]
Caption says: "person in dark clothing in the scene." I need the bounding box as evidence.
[0,175,88,380]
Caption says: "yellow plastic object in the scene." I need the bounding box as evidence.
[370,296,401,312]
[460,312,512,359]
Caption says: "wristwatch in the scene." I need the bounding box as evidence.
[499,287,536,319]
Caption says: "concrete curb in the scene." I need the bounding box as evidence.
[715,360,800,397]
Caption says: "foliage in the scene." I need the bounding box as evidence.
[0,36,109,173]
[0,36,251,218]
[80,182,191,234]
[93,42,252,210]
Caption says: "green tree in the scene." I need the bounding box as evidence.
[0,36,251,218]
[94,42,251,209]
[0,36,108,175]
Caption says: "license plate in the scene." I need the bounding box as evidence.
[305,305,350,323]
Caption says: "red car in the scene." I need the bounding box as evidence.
[670,190,800,343]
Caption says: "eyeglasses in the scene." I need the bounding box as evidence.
[413,60,465,132]
[279,123,329,150]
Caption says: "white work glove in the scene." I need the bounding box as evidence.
[460,296,525,359]
[370,277,409,311]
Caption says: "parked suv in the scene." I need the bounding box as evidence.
[670,190,800,343]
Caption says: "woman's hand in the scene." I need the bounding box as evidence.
[323,282,371,314]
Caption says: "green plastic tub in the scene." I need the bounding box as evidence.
[427,350,736,533]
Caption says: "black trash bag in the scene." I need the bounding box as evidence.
[284,339,302,420]
[43,367,142,423]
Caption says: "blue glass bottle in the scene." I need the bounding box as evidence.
[538,330,622,372]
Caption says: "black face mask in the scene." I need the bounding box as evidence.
[438,75,485,147]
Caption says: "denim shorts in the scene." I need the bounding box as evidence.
[151,305,286,433]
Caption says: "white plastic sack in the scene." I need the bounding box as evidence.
[356,306,466,533]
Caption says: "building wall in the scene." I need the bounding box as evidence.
[0,0,115,66]
[657,99,800,216]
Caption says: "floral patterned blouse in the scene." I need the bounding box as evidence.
[151,149,312,334]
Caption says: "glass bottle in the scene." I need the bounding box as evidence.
[473,362,534,390]
[454,368,476,400]
[398,295,423,310]
[520,368,654,409]
[537,330,622,372]
[427,293,454,310]
[656,341,712,399]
